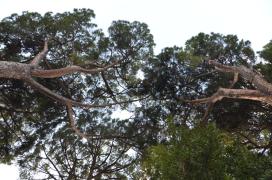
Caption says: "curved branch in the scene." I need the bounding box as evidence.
[66,103,89,140]
[0,39,146,140]
[189,60,272,125]
[30,40,48,66]
[25,77,142,109]
[25,78,74,105]
[31,61,119,78]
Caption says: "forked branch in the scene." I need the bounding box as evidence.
[209,60,272,94]
[189,60,272,125]
[190,88,269,105]
[0,39,140,140]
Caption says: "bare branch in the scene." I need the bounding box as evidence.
[201,102,214,126]
[31,61,119,78]
[26,77,143,109]
[200,71,239,125]
[209,60,272,94]
[208,60,239,73]
[228,72,239,88]
[188,60,272,125]
[66,103,89,140]
[190,88,268,105]
[25,78,74,106]
[30,40,48,66]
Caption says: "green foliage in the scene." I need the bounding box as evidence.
[108,20,155,60]
[108,20,155,84]
[259,40,272,63]
[185,32,255,65]
[256,40,272,83]
[1,8,272,179]
[143,122,272,179]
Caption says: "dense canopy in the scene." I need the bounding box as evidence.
[1,9,272,179]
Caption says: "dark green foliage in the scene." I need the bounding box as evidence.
[136,32,258,133]
[108,20,154,60]
[0,9,102,166]
[1,8,272,179]
[259,40,272,63]
[185,32,255,65]
[143,122,272,179]
[255,41,272,84]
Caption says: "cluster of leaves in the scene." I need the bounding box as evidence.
[143,121,272,179]
[1,8,272,179]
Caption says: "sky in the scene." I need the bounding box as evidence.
[0,0,271,53]
[0,0,271,178]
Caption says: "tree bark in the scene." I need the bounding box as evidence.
[0,61,33,80]
[209,60,272,95]
[190,60,272,125]
[191,60,272,104]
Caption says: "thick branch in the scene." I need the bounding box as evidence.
[228,72,239,88]
[209,60,272,94]
[30,40,48,66]
[31,61,119,78]
[0,61,32,79]
[0,39,146,141]
[190,88,270,105]
[188,60,272,125]
[200,71,239,125]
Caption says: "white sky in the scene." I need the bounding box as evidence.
[0,0,271,178]
[0,0,271,53]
